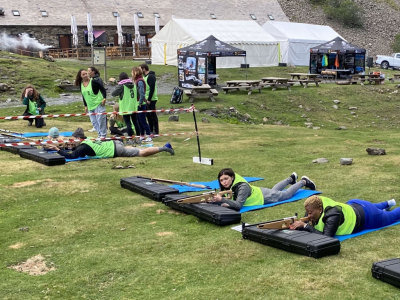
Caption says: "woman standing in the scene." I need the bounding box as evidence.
[21,84,46,128]
[75,69,107,138]
[88,66,104,87]
[212,168,316,211]
[132,67,152,142]
[111,73,140,144]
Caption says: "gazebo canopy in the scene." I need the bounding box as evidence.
[178,35,246,57]
[310,37,365,54]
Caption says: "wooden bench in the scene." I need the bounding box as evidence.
[269,82,295,91]
[290,79,321,88]
[388,75,400,83]
[184,90,192,96]
[222,86,241,94]
[321,71,337,82]
[210,89,219,96]
[368,78,385,85]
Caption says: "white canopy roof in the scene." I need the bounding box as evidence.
[262,21,342,43]
[152,18,278,45]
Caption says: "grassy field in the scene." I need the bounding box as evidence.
[1,55,400,299]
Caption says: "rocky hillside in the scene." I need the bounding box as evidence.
[277,0,400,57]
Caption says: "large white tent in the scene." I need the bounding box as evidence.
[262,21,342,66]
[151,18,279,68]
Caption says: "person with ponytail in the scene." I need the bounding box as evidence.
[212,168,316,211]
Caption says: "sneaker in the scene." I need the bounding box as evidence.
[385,199,396,211]
[144,137,152,142]
[301,176,316,190]
[290,172,298,184]
[88,127,97,132]
[164,143,174,155]
[126,140,136,146]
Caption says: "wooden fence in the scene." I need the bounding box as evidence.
[10,45,151,60]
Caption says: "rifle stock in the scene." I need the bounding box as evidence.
[177,190,233,204]
[257,215,310,230]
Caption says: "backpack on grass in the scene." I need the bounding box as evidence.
[170,87,183,104]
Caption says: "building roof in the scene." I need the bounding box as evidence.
[0,0,288,27]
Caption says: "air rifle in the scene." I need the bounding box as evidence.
[177,190,233,204]
[138,176,211,189]
[255,214,310,230]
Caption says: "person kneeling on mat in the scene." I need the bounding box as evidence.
[290,195,400,237]
[212,168,316,211]
[46,127,174,159]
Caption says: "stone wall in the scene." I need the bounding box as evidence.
[2,25,156,48]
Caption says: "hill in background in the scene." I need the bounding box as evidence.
[278,0,400,57]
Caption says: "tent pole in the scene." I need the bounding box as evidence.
[245,57,248,79]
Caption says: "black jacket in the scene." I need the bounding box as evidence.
[111,82,135,100]
[144,71,156,101]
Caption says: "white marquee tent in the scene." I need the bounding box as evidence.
[262,21,342,66]
[151,18,279,68]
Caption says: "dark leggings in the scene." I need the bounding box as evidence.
[137,104,151,136]
[347,199,400,229]
[122,114,140,137]
[110,127,127,136]
[146,101,159,134]
[24,110,45,128]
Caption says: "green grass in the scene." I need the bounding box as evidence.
[1,56,400,299]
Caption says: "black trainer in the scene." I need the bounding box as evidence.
[301,176,316,190]
[290,172,298,184]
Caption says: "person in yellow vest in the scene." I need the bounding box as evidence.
[140,63,159,135]
[46,127,174,159]
[75,69,107,138]
[291,195,400,237]
[212,168,316,211]
[21,84,46,128]
[111,72,140,144]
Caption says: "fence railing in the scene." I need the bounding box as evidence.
[9,45,151,60]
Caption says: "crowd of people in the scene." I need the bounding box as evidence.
[20,64,400,239]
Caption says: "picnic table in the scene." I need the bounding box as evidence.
[183,84,218,103]
[223,80,263,95]
[388,73,400,83]
[288,73,321,87]
[366,74,385,85]
[261,77,294,91]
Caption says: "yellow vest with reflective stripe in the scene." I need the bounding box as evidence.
[232,174,264,207]
[314,196,356,235]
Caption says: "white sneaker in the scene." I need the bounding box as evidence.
[144,137,152,142]
[386,199,396,211]
[88,127,97,132]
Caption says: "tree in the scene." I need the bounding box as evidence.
[323,0,364,27]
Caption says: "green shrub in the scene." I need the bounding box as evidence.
[392,33,400,52]
[323,0,364,27]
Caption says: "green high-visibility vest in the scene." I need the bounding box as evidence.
[81,79,103,111]
[232,174,264,207]
[82,140,115,158]
[28,100,37,115]
[119,85,138,115]
[144,73,158,101]
[314,196,356,235]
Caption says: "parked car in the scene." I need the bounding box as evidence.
[375,53,400,69]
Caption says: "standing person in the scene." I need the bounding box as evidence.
[21,84,46,128]
[111,72,140,145]
[291,195,400,237]
[132,67,152,142]
[140,63,159,136]
[87,66,104,133]
[212,168,316,211]
[88,66,104,87]
[75,69,107,138]
[46,127,174,159]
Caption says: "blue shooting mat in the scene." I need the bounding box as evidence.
[240,190,322,213]
[169,177,265,193]
[22,131,74,138]
[336,220,400,242]
[65,156,103,162]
